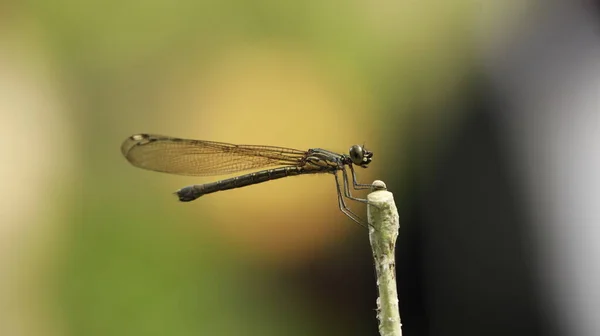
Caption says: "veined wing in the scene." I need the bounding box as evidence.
[121,134,307,176]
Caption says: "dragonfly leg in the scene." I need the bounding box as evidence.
[350,164,373,190]
[334,172,367,228]
[341,167,370,204]
[342,167,383,211]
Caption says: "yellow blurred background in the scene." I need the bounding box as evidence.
[0,1,525,335]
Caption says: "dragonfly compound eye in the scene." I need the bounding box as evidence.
[349,145,365,165]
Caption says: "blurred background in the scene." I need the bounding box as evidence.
[1,0,599,335]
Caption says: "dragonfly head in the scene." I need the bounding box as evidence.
[349,145,373,168]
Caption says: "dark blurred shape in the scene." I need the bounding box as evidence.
[397,86,551,336]
[397,1,600,335]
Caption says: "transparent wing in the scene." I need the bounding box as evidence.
[121,134,307,176]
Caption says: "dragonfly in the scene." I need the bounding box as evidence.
[121,133,374,226]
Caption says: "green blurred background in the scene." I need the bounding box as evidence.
[0,1,522,335]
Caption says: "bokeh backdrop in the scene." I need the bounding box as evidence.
[2,1,600,336]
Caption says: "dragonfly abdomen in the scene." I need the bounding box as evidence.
[176,166,305,202]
